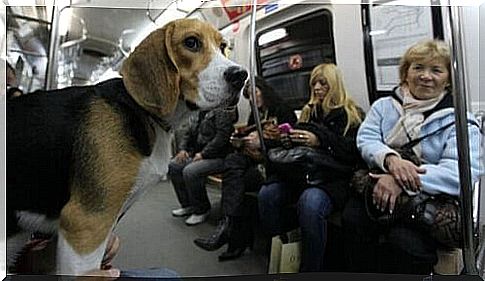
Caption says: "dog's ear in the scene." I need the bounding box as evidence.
[121,22,180,117]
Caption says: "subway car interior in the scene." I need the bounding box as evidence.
[2,0,485,279]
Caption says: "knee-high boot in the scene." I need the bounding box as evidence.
[218,216,253,261]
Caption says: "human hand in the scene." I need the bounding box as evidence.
[385,155,426,192]
[174,150,190,164]
[243,131,261,149]
[289,129,320,147]
[369,173,403,214]
[263,123,280,140]
[24,237,50,252]
[230,135,244,148]
[101,234,120,270]
[193,152,203,162]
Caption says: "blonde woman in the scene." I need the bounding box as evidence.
[258,63,364,272]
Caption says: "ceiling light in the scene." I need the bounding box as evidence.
[258,28,287,46]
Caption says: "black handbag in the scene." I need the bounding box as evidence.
[362,183,462,248]
[350,122,463,248]
[268,145,353,185]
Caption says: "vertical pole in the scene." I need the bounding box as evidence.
[45,3,62,90]
[447,5,478,275]
[248,0,266,155]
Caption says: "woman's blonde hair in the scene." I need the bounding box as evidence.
[299,63,362,135]
[399,39,451,86]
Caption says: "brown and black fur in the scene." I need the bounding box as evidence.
[7,78,154,254]
[7,18,247,274]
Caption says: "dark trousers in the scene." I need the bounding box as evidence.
[341,195,438,274]
[168,157,224,214]
[221,152,263,217]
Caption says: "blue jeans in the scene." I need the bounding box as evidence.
[168,157,224,214]
[258,181,333,272]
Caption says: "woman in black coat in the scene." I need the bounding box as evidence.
[194,76,297,261]
[258,63,364,272]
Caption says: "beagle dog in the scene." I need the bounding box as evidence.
[7,18,248,275]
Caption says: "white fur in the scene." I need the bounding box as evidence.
[117,124,174,220]
[56,231,109,275]
[197,48,240,109]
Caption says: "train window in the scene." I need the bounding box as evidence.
[256,10,335,111]
[6,6,52,92]
[362,3,443,103]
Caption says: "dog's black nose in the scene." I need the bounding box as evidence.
[224,66,248,91]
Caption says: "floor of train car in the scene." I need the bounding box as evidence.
[112,180,268,277]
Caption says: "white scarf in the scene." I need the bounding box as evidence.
[386,86,446,158]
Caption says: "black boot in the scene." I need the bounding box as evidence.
[194,216,230,251]
[218,216,253,261]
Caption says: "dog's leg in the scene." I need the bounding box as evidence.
[56,196,128,275]
[56,99,146,275]
[56,230,110,275]
[56,162,142,276]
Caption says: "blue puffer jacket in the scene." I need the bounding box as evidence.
[357,89,482,196]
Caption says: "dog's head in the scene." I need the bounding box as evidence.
[121,18,247,118]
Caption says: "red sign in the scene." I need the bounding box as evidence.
[288,54,303,70]
[221,0,268,22]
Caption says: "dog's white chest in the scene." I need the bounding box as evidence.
[118,127,173,218]
[140,126,173,181]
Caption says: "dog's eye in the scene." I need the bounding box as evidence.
[184,36,201,52]
[220,42,227,54]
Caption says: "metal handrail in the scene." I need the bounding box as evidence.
[447,5,478,275]
[248,0,266,156]
[474,110,485,277]
[474,110,485,235]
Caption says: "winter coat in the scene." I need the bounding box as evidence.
[178,108,237,159]
[357,88,482,196]
[268,105,364,210]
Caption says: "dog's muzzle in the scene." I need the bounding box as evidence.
[185,99,199,111]
[224,66,248,93]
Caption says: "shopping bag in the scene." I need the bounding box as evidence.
[268,229,302,273]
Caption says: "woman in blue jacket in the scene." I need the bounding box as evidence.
[342,39,482,274]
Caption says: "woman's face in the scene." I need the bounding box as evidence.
[405,59,449,100]
[312,77,329,102]
[255,87,264,109]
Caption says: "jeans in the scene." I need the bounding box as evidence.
[168,157,224,214]
[258,181,333,272]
